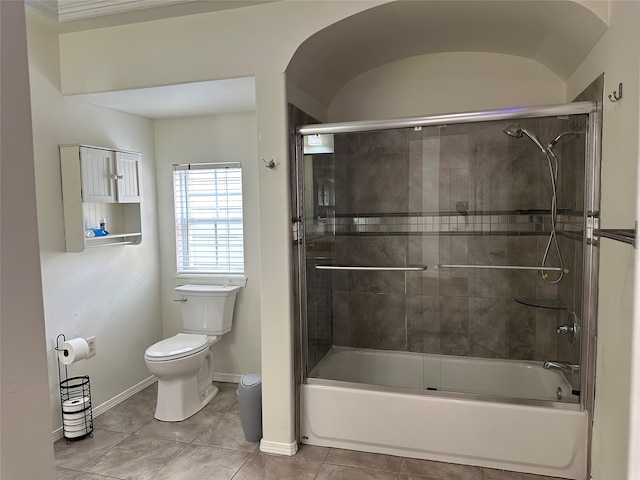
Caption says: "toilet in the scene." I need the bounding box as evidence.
[144,284,241,421]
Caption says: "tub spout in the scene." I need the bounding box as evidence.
[543,361,580,373]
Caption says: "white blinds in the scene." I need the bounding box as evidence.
[173,162,244,274]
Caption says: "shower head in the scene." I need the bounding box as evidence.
[547,131,583,150]
[502,123,547,154]
[503,123,523,138]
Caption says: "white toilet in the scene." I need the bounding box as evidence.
[144,284,241,422]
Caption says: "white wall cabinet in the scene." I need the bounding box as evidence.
[60,145,143,252]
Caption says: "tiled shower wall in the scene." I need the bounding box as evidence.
[305,116,587,373]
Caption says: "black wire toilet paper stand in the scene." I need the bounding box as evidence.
[56,334,93,442]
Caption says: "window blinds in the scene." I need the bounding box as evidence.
[173,162,244,274]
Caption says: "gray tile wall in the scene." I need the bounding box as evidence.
[305,115,587,373]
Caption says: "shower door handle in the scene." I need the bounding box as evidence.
[315,265,427,271]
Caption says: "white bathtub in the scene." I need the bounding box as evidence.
[301,347,587,479]
[308,346,578,403]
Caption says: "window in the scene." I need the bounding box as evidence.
[173,162,244,275]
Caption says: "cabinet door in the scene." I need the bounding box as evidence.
[81,146,116,202]
[115,151,142,203]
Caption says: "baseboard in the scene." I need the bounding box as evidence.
[52,376,157,442]
[214,372,242,384]
[260,439,299,456]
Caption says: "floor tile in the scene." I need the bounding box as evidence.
[135,408,223,443]
[400,458,483,480]
[193,412,259,452]
[151,444,249,480]
[203,384,239,413]
[53,429,129,471]
[55,467,77,480]
[399,475,438,480]
[82,434,187,480]
[68,472,121,480]
[294,444,331,463]
[482,468,570,480]
[232,453,321,480]
[325,448,403,473]
[316,463,400,480]
[127,382,157,405]
[93,399,154,433]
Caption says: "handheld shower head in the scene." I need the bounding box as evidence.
[503,123,523,138]
[503,123,546,154]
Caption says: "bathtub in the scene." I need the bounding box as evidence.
[301,347,587,479]
[308,346,579,403]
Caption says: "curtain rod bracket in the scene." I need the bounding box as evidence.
[262,158,276,169]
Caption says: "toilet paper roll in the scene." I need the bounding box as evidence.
[62,396,90,413]
[58,338,89,365]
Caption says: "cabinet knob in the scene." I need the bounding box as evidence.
[112,174,124,180]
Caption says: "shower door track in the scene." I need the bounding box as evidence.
[297,101,596,135]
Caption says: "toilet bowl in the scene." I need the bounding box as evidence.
[144,333,220,422]
[144,333,220,421]
[144,285,240,422]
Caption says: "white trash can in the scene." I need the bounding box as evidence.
[237,373,262,442]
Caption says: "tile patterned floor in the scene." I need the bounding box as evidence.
[54,382,569,480]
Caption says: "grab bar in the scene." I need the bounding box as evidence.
[437,264,568,272]
[315,265,427,271]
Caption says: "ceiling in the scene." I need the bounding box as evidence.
[287,0,609,105]
[70,77,256,120]
[28,0,609,120]
[25,0,266,119]
[27,0,276,27]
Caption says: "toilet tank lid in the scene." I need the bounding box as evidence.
[175,284,241,295]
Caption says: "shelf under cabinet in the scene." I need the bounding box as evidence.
[85,232,142,248]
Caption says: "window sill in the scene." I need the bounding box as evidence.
[173,274,247,288]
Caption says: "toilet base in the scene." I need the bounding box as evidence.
[154,377,218,422]
[151,348,218,422]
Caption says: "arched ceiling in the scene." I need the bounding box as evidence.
[287,0,608,106]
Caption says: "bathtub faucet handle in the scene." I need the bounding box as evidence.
[557,324,575,334]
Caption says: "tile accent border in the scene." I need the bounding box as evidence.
[306,211,585,238]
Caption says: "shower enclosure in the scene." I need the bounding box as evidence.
[291,101,600,479]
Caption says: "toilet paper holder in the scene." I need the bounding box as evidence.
[56,334,93,442]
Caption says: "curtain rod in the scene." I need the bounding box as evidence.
[297,101,596,136]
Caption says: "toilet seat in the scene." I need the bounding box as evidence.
[145,333,209,362]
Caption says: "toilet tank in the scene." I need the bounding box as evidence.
[175,284,241,335]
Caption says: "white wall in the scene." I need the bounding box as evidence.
[55,1,387,451]
[328,52,566,121]
[0,2,55,478]
[26,10,162,432]
[57,2,388,96]
[26,1,640,473]
[153,113,261,376]
[566,2,640,479]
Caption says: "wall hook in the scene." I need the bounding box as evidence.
[262,159,276,169]
[608,82,623,102]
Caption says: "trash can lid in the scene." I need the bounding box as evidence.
[241,373,262,388]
